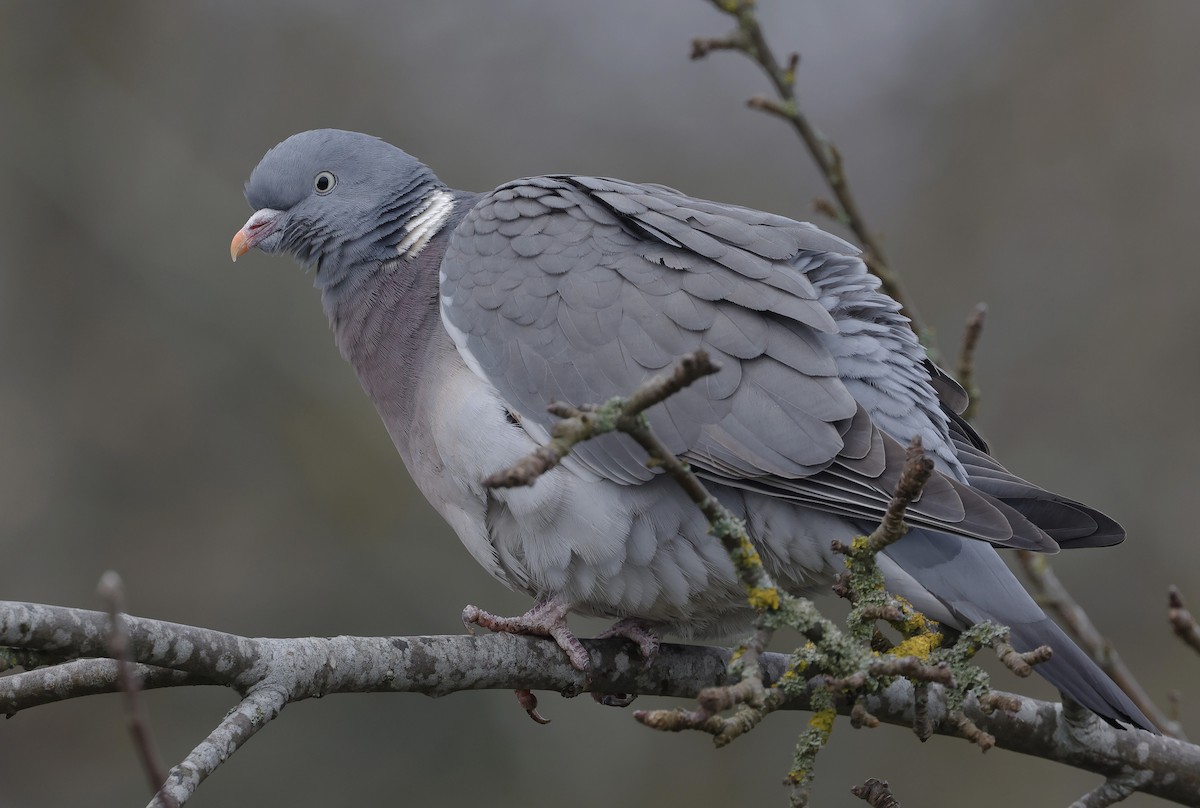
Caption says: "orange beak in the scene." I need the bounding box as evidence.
[230,229,251,261]
[230,208,282,262]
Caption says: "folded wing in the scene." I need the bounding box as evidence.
[439,175,1058,552]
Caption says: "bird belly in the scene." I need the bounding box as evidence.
[406,346,863,639]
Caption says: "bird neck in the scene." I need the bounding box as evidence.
[320,247,446,454]
[317,192,476,458]
[314,183,468,356]
[321,240,448,371]
[310,174,452,289]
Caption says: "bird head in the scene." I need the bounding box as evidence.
[231,129,439,270]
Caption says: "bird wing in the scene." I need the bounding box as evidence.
[439,175,1055,551]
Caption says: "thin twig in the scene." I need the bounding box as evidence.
[912,683,932,741]
[1017,552,1180,738]
[957,302,987,421]
[692,0,931,347]
[980,692,1022,715]
[1168,586,1200,656]
[483,351,720,489]
[950,710,995,751]
[851,778,901,808]
[862,437,933,555]
[97,572,175,808]
[994,640,1052,678]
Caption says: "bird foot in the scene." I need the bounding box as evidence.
[590,617,662,708]
[596,617,661,661]
[462,600,591,671]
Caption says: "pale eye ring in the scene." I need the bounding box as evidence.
[314,171,337,194]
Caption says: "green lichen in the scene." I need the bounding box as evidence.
[786,690,837,803]
[928,620,1014,712]
[588,397,626,432]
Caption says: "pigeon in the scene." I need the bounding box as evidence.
[232,129,1153,731]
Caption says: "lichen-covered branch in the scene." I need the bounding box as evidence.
[483,351,720,489]
[860,437,933,556]
[826,439,1051,756]
[3,603,1198,805]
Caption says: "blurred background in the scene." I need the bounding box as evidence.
[2,1,1197,806]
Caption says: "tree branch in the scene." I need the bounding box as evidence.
[2,601,1197,805]
[151,687,289,808]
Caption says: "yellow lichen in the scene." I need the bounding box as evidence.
[889,632,943,660]
[747,586,781,611]
[807,707,836,734]
[735,536,763,568]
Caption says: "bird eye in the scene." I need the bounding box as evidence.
[314,171,336,194]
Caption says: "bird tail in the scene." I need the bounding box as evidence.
[879,528,1157,733]
[1006,615,1156,732]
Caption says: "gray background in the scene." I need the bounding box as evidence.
[2,1,1196,806]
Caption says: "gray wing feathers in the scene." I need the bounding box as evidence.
[925,360,970,414]
[950,429,1124,548]
[441,175,1057,552]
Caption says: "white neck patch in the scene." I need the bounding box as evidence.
[397,189,455,259]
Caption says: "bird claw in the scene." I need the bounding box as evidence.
[461,605,480,635]
[596,617,661,663]
[461,600,592,671]
[515,689,551,724]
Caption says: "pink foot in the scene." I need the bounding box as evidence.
[597,617,661,661]
[462,599,591,671]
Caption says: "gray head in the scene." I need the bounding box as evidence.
[231,129,442,271]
